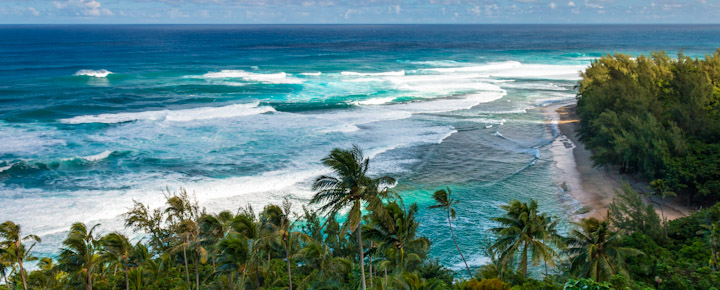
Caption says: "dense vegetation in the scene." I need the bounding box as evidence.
[576,50,720,202]
[1,145,719,289]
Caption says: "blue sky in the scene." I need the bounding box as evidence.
[1,0,718,24]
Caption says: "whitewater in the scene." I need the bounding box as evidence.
[1,25,719,270]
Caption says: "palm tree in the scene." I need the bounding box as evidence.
[310,145,396,290]
[567,218,642,282]
[59,222,101,290]
[100,232,133,290]
[200,210,235,270]
[698,222,720,273]
[489,199,563,278]
[0,221,40,290]
[649,179,676,238]
[428,187,472,277]
[365,200,430,272]
[215,232,249,289]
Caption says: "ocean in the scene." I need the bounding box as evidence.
[1,24,719,270]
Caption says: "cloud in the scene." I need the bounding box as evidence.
[568,1,575,6]
[550,2,556,9]
[53,0,113,16]
[28,7,40,16]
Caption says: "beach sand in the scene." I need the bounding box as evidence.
[544,101,692,221]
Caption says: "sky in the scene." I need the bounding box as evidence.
[0,0,719,24]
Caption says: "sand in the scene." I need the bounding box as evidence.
[544,101,692,221]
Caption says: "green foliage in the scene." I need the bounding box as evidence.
[563,278,611,290]
[577,50,720,201]
[608,183,664,242]
[2,145,720,289]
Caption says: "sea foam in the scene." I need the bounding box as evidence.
[74,69,113,78]
[60,103,275,124]
[202,70,302,84]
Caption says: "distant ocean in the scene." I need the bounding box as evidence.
[1,24,719,269]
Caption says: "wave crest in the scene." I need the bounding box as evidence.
[60,103,275,124]
[202,70,302,84]
[74,69,113,78]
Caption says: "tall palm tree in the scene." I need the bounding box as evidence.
[215,232,249,289]
[365,200,430,272]
[310,145,396,290]
[567,218,642,282]
[489,199,563,278]
[649,179,676,238]
[100,232,133,290]
[698,222,720,273]
[59,222,101,290]
[427,187,472,277]
[0,221,40,290]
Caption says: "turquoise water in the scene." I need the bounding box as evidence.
[1,25,720,270]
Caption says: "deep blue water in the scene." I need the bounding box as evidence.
[1,24,719,271]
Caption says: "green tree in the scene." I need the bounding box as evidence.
[215,232,249,289]
[310,145,396,290]
[697,222,720,273]
[566,218,642,282]
[100,232,133,290]
[428,187,472,277]
[58,222,101,290]
[489,199,563,278]
[649,179,677,238]
[0,221,40,290]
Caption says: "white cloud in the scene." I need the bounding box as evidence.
[53,0,113,17]
[568,1,575,7]
[550,2,557,9]
[28,7,40,16]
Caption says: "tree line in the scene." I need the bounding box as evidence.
[576,50,720,203]
[2,145,719,289]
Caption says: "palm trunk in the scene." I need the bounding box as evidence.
[18,254,28,290]
[358,226,367,290]
[125,264,130,290]
[255,263,261,290]
[712,245,717,274]
[229,272,234,290]
[448,212,472,277]
[183,246,191,289]
[369,246,373,290]
[521,244,528,278]
[660,198,668,238]
[87,269,93,290]
[285,242,293,290]
[384,268,388,290]
[195,255,200,290]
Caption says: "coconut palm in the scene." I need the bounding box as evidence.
[427,187,472,277]
[489,199,563,278]
[310,145,396,290]
[567,218,642,282]
[58,222,101,290]
[365,200,429,272]
[215,232,249,289]
[649,179,677,237]
[698,221,720,273]
[100,232,133,290]
[0,221,40,290]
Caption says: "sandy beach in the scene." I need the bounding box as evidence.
[545,101,692,221]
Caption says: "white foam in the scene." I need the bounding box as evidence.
[80,150,113,162]
[74,69,112,78]
[201,70,302,84]
[0,164,12,173]
[355,97,395,106]
[421,61,523,73]
[300,72,322,76]
[341,70,405,76]
[60,103,275,124]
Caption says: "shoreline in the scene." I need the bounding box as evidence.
[543,101,692,221]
